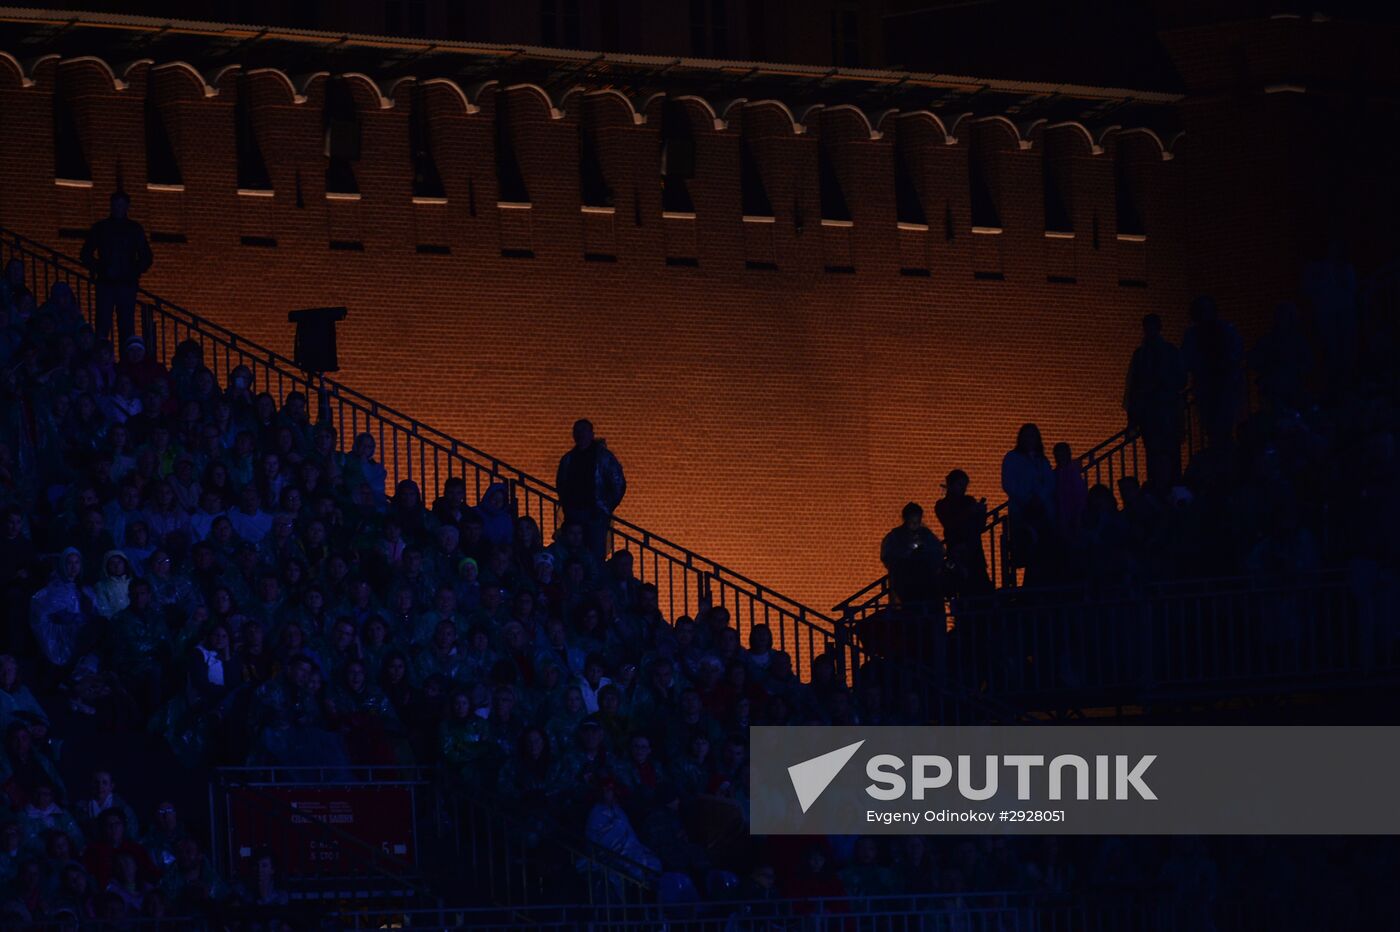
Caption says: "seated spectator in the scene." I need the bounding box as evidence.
[783,845,848,906]
[228,484,272,547]
[840,836,898,898]
[638,784,708,873]
[139,802,186,874]
[17,783,83,853]
[115,336,165,392]
[0,821,20,886]
[28,548,94,674]
[0,726,65,811]
[159,836,228,912]
[234,847,288,909]
[0,658,48,735]
[82,810,158,891]
[89,550,132,620]
[439,688,491,781]
[50,861,98,920]
[1,857,45,922]
[74,771,139,843]
[744,623,793,690]
[476,482,514,549]
[584,777,660,879]
[104,849,152,915]
[496,727,557,807]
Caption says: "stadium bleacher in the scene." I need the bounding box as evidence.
[2,224,1398,930]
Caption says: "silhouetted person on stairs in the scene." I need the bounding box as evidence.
[81,191,152,359]
[1124,313,1186,490]
[881,503,943,609]
[1181,296,1244,453]
[555,419,626,563]
[935,470,991,598]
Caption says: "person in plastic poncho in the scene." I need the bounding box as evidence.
[0,657,48,737]
[89,551,133,621]
[28,548,94,674]
[584,776,660,881]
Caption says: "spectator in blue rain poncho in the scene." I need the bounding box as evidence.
[28,548,94,672]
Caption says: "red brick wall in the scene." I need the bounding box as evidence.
[1,58,1196,613]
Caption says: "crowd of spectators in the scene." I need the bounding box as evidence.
[882,254,1397,610]
[2,249,1151,920]
[3,224,1398,926]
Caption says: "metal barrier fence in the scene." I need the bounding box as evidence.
[0,893,1235,931]
[208,766,433,904]
[840,571,1400,716]
[208,765,658,911]
[0,225,842,677]
[447,782,659,910]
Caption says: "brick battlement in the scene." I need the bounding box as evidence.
[0,12,1339,611]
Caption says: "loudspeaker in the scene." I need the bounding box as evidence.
[288,306,347,374]
[325,119,361,161]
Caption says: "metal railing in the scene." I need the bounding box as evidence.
[0,892,1242,931]
[844,571,1399,717]
[446,782,659,910]
[336,895,1042,931]
[0,225,843,677]
[835,420,1155,623]
[207,764,656,911]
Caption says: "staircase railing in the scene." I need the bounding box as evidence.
[834,417,1159,624]
[1,225,842,677]
[935,569,1399,717]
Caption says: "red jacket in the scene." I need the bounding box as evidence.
[83,839,160,888]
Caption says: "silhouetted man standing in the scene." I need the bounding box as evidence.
[81,190,152,358]
[881,503,943,607]
[1124,313,1186,490]
[556,419,626,562]
[1181,296,1244,453]
[879,503,946,671]
[935,469,991,597]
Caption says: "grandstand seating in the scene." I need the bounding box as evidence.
[2,225,1398,929]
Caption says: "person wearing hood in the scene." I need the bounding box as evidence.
[475,482,514,549]
[28,548,94,673]
[89,552,132,621]
[555,419,626,562]
[115,336,166,393]
[40,282,85,337]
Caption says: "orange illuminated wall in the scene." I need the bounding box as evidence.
[0,57,1197,613]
